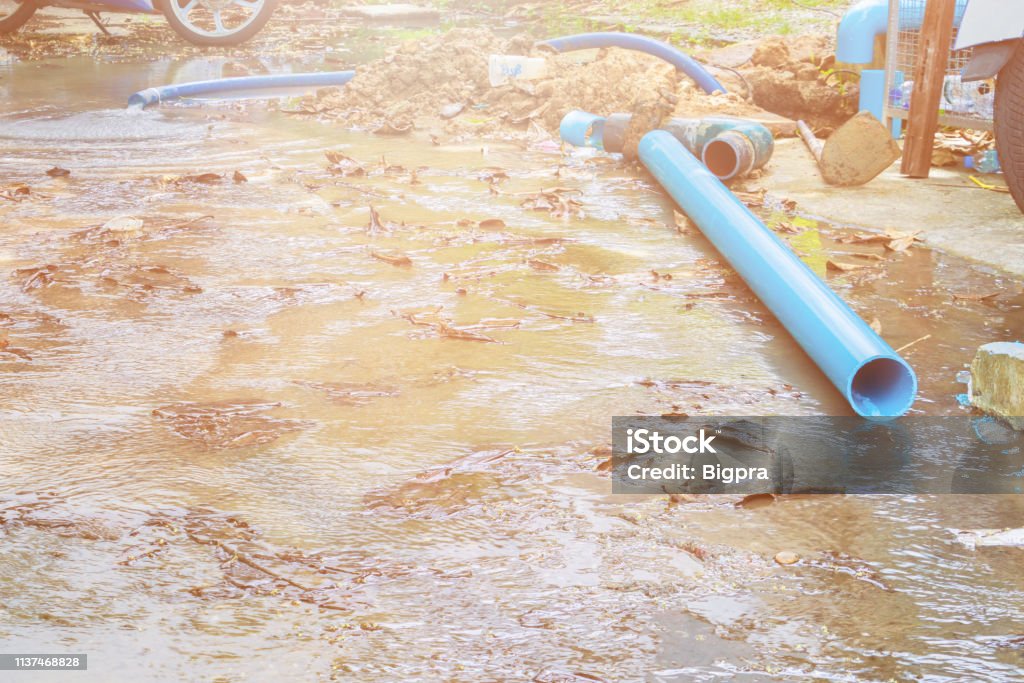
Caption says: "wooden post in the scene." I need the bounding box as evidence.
[900,0,957,178]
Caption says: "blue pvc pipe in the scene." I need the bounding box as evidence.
[539,32,725,94]
[559,110,606,149]
[836,0,888,64]
[638,130,917,417]
[562,110,773,180]
[127,71,356,109]
[859,69,887,123]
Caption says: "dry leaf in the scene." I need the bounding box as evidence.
[370,250,412,267]
[827,259,868,273]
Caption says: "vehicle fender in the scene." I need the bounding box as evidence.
[962,40,1020,82]
[954,0,1024,50]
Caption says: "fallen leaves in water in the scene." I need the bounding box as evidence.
[733,188,767,207]
[14,265,60,292]
[365,447,516,516]
[297,380,400,406]
[952,290,1002,302]
[370,249,413,267]
[70,214,212,245]
[517,187,585,219]
[45,166,71,178]
[527,259,560,272]
[803,551,890,591]
[152,400,311,450]
[326,151,367,177]
[98,263,203,301]
[839,228,923,252]
[398,308,505,343]
[0,333,32,361]
[0,183,31,202]
[478,218,507,230]
[163,172,223,186]
[372,120,413,136]
[826,259,869,273]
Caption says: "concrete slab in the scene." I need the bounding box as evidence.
[339,4,439,22]
[761,138,1024,277]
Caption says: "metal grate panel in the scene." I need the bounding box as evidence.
[884,0,994,132]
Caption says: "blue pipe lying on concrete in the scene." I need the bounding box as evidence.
[638,131,916,417]
[539,32,726,95]
[127,71,356,109]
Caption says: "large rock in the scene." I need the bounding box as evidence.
[971,342,1024,430]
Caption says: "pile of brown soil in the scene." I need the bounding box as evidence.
[307,28,856,149]
[733,35,858,131]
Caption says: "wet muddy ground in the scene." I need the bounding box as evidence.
[1,29,1023,683]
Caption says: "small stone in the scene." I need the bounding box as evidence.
[774,551,800,565]
[970,342,1024,430]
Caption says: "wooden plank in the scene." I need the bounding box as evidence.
[900,0,958,178]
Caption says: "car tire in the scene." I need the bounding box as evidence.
[995,41,1024,214]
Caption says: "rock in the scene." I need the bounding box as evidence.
[774,551,800,565]
[970,342,1024,430]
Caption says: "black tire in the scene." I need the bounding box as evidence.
[162,0,276,47]
[995,41,1024,214]
[0,0,36,34]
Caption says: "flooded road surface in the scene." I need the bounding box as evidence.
[1,58,1023,681]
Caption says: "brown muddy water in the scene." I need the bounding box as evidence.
[1,57,1023,682]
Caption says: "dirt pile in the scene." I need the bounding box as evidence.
[307,29,856,145]
[310,28,781,148]
[738,35,858,130]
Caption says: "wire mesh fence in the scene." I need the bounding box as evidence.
[884,0,994,131]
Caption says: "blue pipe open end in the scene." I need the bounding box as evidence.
[849,356,917,419]
[559,110,606,149]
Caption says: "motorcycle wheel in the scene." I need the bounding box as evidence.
[0,0,36,34]
[996,41,1024,213]
[162,0,276,47]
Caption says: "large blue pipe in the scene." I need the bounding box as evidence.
[638,130,916,417]
[539,32,725,95]
[127,71,356,109]
[562,110,773,181]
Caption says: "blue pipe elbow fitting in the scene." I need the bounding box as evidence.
[638,130,916,417]
[836,0,888,65]
[127,71,356,109]
[539,32,726,95]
